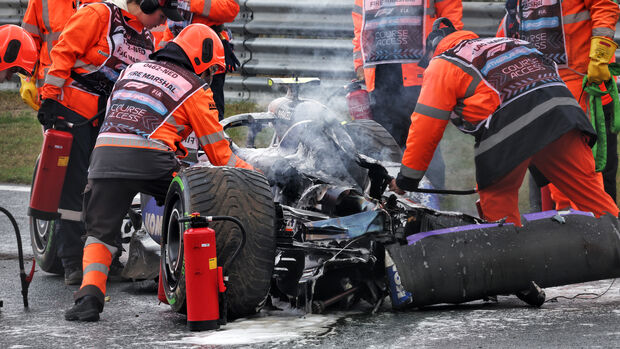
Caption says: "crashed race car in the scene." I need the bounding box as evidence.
[120,78,620,320]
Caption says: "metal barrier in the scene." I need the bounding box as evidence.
[0,0,25,26]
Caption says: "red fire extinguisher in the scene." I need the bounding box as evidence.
[345,80,373,120]
[180,213,246,332]
[28,124,73,220]
[28,110,103,220]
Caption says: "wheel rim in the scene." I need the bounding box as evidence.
[164,198,184,291]
[32,218,52,254]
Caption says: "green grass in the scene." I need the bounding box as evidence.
[0,92,41,184]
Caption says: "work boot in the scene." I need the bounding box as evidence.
[64,265,83,286]
[65,295,103,322]
[515,281,546,307]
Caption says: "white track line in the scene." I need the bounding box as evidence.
[0,185,30,192]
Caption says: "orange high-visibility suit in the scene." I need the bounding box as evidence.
[21,0,99,89]
[36,0,155,277]
[396,31,618,226]
[351,0,463,187]
[75,57,251,306]
[496,0,619,209]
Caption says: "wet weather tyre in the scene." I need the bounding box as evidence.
[29,158,63,275]
[343,119,402,163]
[161,166,276,319]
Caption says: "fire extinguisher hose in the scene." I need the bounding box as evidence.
[207,216,247,273]
[0,206,36,308]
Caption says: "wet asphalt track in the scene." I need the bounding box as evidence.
[1,184,620,348]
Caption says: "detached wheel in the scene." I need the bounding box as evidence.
[343,119,402,163]
[161,166,276,319]
[29,158,63,274]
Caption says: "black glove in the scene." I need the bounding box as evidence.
[222,39,240,72]
[395,172,421,192]
[37,99,60,129]
[367,163,391,199]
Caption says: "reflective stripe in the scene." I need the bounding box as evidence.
[593,27,615,38]
[226,154,237,167]
[21,22,41,36]
[41,0,54,57]
[37,67,50,88]
[475,97,580,156]
[85,236,119,255]
[96,134,170,151]
[414,103,451,120]
[440,56,483,97]
[58,208,82,221]
[42,31,61,43]
[202,0,212,17]
[166,116,186,134]
[400,164,425,180]
[73,60,99,72]
[199,131,226,145]
[563,10,590,25]
[84,262,109,276]
[41,0,51,35]
[353,5,362,15]
[45,74,66,87]
[464,75,480,98]
[353,51,362,60]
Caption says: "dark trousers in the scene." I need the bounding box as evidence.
[602,102,618,202]
[83,178,171,247]
[45,104,99,268]
[371,64,446,189]
[211,72,226,121]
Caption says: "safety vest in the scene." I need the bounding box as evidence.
[504,0,568,67]
[97,60,205,150]
[352,0,464,89]
[68,3,153,99]
[360,0,425,66]
[439,37,595,188]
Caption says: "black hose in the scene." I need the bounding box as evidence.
[209,216,247,273]
[411,187,477,195]
[0,206,34,308]
[58,109,104,129]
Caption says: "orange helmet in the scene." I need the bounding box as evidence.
[172,24,225,75]
[0,25,37,76]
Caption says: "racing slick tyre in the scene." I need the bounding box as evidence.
[161,166,276,319]
[342,119,402,163]
[29,158,63,275]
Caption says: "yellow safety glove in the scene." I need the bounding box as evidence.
[19,74,40,111]
[587,36,618,84]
